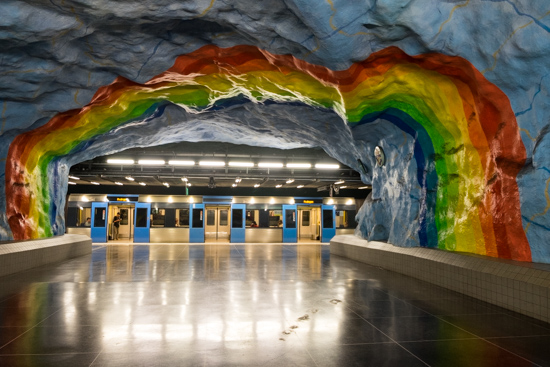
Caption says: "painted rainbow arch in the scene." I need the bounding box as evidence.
[5,45,530,261]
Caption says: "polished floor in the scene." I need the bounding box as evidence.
[0,244,549,366]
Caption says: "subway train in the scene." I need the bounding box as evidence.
[66,194,358,243]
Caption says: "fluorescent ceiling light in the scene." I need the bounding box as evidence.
[125,176,135,181]
[199,161,225,167]
[187,183,191,187]
[315,163,340,169]
[334,180,345,185]
[339,186,347,189]
[139,182,146,186]
[169,160,195,166]
[254,184,260,188]
[138,159,165,165]
[114,182,123,186]
[359,186,372,189]
[68,175,80,180]
[286,163,311,168]
[181,177,188,182]
[258,162,283,168]
[90,181,100,185]
[107,159,134,164]
[297,185,304,188]
[232,183,237,187]
[286,179,294,184]
[275,184,282,188]
[228,162,254,167]
[163,182,170,187]
[235,177,242,183]
[68,181,76,185]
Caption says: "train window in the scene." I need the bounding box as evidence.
[192,209,204,228]
[177,209,190,227]
[246,210,260,227]
[151,208,165,227]
[207,210,215,226]
[336,210,357,228]
[220,209,229,226]
[135,208,148,227]
[232,209,243,228]
[94,208,106,227]
[323,210,334,228]
[68,207,91,227]
[302,211,310,226]
[285,209,296,229]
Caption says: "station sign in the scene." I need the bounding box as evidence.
[107,195,139,202]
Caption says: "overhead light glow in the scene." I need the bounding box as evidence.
[125,176,135,181]
[169,160,195,166]
[139,182,146,186]
[107,159,134,164]
[315,163,340,169]
[289,198,295,204]
[163,182,170,187]
[270,198,275,204]
[235,177,242,183]
[181,177,188,182]
[339,186,347,189]
[232,183,237,187]
[334,180,345,185]
[346,199,353,205]
[90,181,100,185]
[249,198,255,204]
[286,163,311,168]
[69,175,80,180]
[275,184,282,188]
[168,196,173,203]
[327,198,334,205]
[359,186,372,189]
[258,162,283,168]
[68,181,76,185]
[186,183,191,187]
[146,196,152,203]
[81,195,89,202]
[114,182,123,186]
[199,161,225,167]
[229,162,254,167]
[297,185,304,188]
[254,183,260,188]
[138,159,165,165]
[286,179,294,184]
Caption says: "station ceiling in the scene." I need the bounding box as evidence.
[68,142,369,195]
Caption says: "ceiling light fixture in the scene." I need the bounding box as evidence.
[163,182,170,187]
[68,175,80,180]
[235,177,242,183]
[258,162,283,168]
[125,176,135,181]
[90,181,100,185]
[254,183,260,188]
[358,186,372,189]
[68,181,76,185]
[186,183,191,187]
[275,184,282,188]
[339,186,347,189]
[139,182,146,186]
[181,177,188,182]
[199,161,225,167]
[286,179,294,184]
[138,159,165,165]
[228,162,254,167]
[107,159,134,164]
[114,182,123,186]
[169,160,195,166]
[286,163,311,168]
[334,180,345,185]
[297,185,304,188]
[232,183,237,187]
[315,163,340,169]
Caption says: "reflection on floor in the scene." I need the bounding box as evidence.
[0,244,549,366]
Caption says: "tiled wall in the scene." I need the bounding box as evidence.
[0,234,92,277]
[331,235,550,323]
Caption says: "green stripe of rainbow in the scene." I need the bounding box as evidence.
[5,45,530,261]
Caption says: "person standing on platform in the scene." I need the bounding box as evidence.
[113,212,121,240]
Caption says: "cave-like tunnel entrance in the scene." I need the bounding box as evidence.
[4,45,531,262]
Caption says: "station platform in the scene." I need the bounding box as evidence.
[0,242,549,366]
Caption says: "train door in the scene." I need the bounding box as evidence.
[321,205,336,242]
[134,202,151,243]
[205,205,231,243]
[282,204,297,243]
[107,204,135,242]
[190,204,204,243]
[297,206,321,242]
[231,204,245,243]
[91,202,108,243]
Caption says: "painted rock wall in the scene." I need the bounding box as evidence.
[0,0,549,262]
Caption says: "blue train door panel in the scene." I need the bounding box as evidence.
[91,202,108,243]
[321,205,336,242]
[190,204,205,243]
[282,204,297,243]
[134,203,151,243]
[231,204,246,243]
